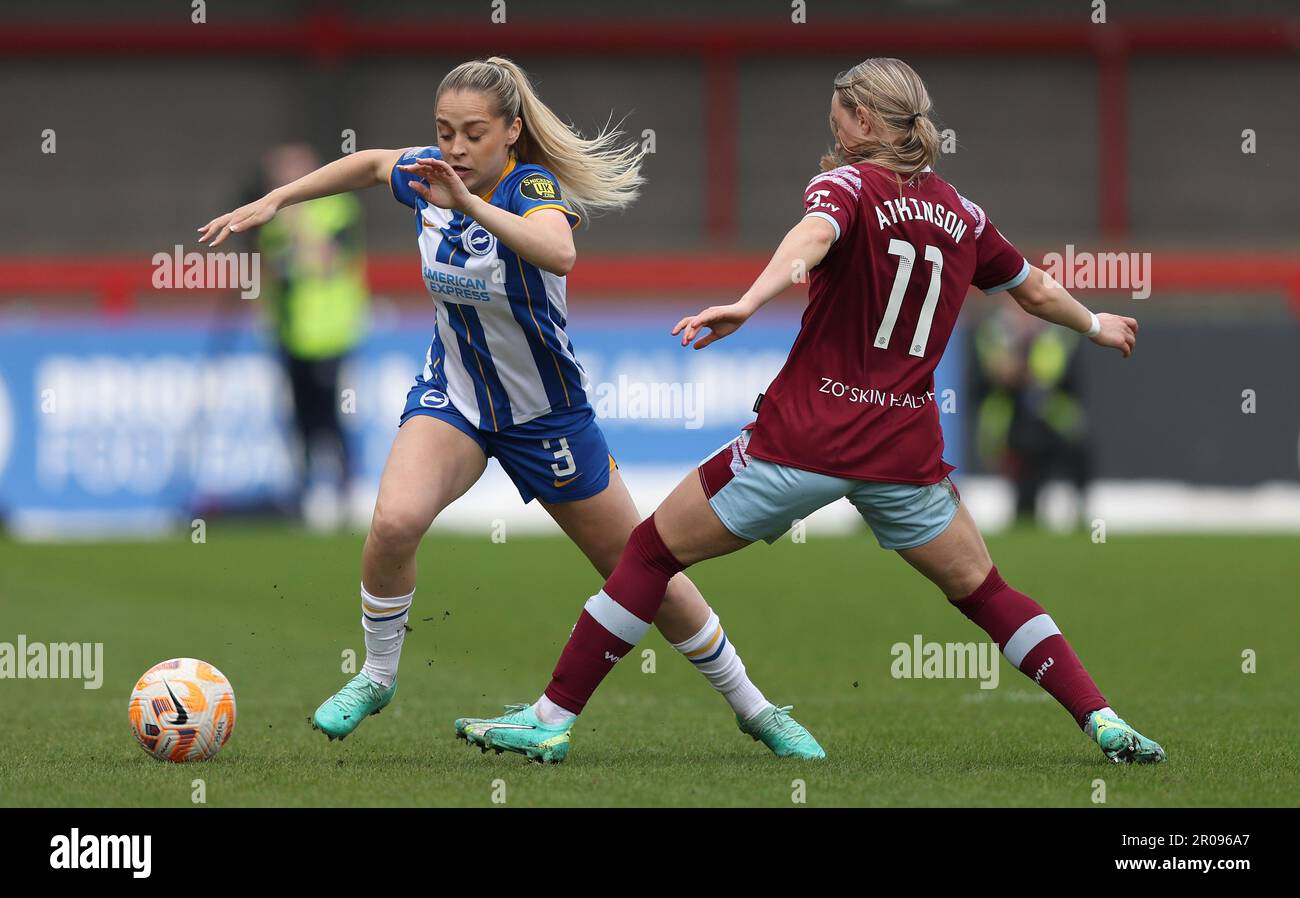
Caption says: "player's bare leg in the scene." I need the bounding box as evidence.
[899,503,1166,764]
[457,468,823,759]
[362,416,488,598]
[463,469,823,762]
[895,503,993,599]
[540,467,710,643]
[312,416,488,741]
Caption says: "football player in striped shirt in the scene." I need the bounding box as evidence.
[462,58,1166,766]
[198,58,822,759]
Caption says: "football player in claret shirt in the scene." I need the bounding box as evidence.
[461,57,1166,766]
[199,57,822,759]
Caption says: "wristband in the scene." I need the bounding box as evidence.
[1083,312,1101,338]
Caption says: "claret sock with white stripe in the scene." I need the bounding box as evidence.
[948,566,1107,729]
[542,515,685,715]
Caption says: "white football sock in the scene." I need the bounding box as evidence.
[533,693,578,726]
[1083,705,1117,738]
[673,610,770,721]
[359,583,413,689]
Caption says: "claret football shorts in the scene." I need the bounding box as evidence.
[698,426,960,549]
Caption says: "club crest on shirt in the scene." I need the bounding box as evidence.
[464,222,496,257]
[520,175,560,201]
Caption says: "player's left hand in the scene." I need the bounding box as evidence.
[197,194,280,247]
[399,157,474,211]
[1090,313,1139,358]
[673,302,754,350]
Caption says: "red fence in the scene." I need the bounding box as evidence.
[2,251,1298,317]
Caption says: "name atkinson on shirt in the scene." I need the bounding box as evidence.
[873,197,968,243]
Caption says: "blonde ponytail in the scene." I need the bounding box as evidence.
[437,57,644,218]
[820,57,941,184]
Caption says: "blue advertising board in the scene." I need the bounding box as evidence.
[0,311,964,535]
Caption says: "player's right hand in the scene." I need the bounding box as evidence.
[673,302,754,350]
[197,195,280,247]
[1089,313,1138,358]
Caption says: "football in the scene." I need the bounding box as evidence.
[128,658,237,762]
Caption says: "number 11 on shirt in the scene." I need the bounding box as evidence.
[875,238,944,358]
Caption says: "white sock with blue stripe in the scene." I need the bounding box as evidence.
[673,610,770,721]
[359,583,414,689]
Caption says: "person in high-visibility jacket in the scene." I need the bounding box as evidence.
[972,304,1091,526]
[258,143,369,529]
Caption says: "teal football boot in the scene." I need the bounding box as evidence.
[1087,709,1167,764]
[738,704,826,759]
[452,705,524,748]
[310,673,396,741]
[457,703,572,764]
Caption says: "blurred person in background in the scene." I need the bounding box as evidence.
[257,143,370,531]
[972,304,1090,528]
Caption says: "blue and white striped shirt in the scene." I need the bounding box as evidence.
[391,146,589,431]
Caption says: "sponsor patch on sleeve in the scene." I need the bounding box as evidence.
[520,174,561,201]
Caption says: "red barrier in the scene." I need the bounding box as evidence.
[2,252,1298,317]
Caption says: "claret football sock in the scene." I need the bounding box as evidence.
[672,609,770,721]
[543,515,684,715]
[359,583,414,689]
[949,566,1106,729]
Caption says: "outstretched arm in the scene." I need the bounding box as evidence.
[674,215,836,349]
[198,148,403,247]
[1007,265,1138,358]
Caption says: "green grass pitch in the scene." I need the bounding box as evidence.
[1,525,1296,807]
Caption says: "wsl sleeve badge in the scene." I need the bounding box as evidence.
[128,658,236,762]
[519,174,560,200]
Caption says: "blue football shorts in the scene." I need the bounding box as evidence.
[399,377,616,505]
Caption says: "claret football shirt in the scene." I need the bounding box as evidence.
[746,162,1029,484]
